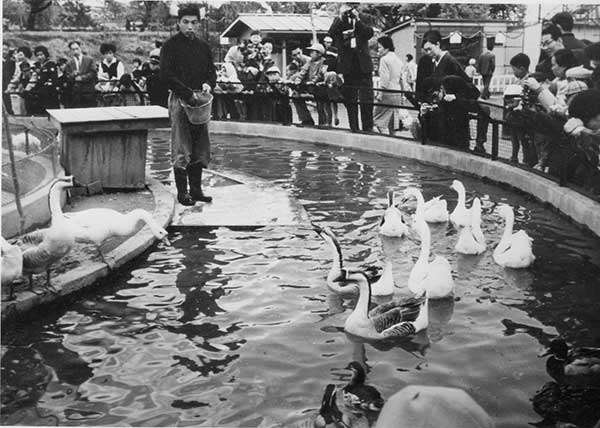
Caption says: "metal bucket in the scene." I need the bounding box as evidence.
[179,92,213,125]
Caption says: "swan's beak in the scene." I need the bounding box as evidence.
[71,177,84,187]
[161,236,171,246]
[312,223,323,235]
[538,348,551,358]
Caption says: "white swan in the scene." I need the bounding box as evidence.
[64,208,170,265]
[408,214,455,299]
[336,270,428,340]
[1,237,23,300]
[455,197,486,255]
[449,180,471,228]
[379,190,408,238]
[17,176,76,293]
[403,187,448,223]
[313,225,393,296]
[493,205,535,269]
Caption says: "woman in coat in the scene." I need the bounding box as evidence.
[373,36,404,135]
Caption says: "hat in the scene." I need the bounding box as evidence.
[150,55,160,64]
[376,386,495,428]
[265,65,281,74]
[565,65,593,80]
[324,35,333,43]
[565,79,588,96]
[307,43,325,55]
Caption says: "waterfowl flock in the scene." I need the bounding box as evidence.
[0,176,168,299]
[310,179,599,427]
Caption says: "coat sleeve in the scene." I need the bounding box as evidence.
[80,59,97,83]
[205,44,217,89]
[379,56,391,89]
[355,19,374,41]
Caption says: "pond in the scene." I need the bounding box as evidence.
[2,134,600,427]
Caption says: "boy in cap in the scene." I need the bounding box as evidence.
[304,43,327,125]
[161,4,216,205]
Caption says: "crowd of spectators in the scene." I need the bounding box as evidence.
[2,39,169,115]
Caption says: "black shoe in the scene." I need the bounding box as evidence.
[187,164,213,203]
[177,192,195,206]
[193,193,212,203]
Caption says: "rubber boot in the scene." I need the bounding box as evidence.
[174,168,194,206]
[188,164,212,203]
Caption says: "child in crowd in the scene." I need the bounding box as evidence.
[506,53,537,165]
[323,46,342,126]
[465,58,477,81]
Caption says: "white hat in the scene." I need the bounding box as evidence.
[565,65,593,80]
[307,43,325,55]
[265,65,281,74]
[376,386,495,428]
[150,47,161,58]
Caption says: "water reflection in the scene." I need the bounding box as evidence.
[1,134,600,428]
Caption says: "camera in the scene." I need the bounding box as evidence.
[343,7,356,21]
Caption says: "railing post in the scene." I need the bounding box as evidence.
[2,101,26,235]
[491,122,499,160]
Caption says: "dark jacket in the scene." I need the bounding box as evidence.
[476,51,495,76]
[3,58,15,91]
[160,32,217,100]
[433,52,470,84]
[327,15,373,76]
[65,54,97,91]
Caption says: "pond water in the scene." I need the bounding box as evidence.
[2,134,600,427]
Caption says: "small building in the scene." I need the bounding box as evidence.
[220,13,334,73]
[384,18,525,75]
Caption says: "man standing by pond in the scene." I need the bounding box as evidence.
[161,4,216,206]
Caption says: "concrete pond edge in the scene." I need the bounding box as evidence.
[1,176,176,322]
[210,121,600,238]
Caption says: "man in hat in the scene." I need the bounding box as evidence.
[327,3,374,132]
[144,53,168,107]
[161,4,217,206]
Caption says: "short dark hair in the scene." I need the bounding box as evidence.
[100,43,116,55]
[510,53,530,69]
[250,30,260,36]
[155,40,163,48]
[178,4,200,19]
[16,46,32,58]
[377,36,395,52]
[33,45,49,58]
[584,42,600,61]
[422,30,442,47]
[568,89,600,123]
[406,53,413,61]
[68,40,81,50]
[553,48,577,69]
[542,24,562,41]
[551,11,574,32]
[133,58,142,65]
[56,57,68,67]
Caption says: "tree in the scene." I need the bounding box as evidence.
[59,0,96,28]
[104,0,126,22]
[23,0,53,30]
[2,0,29,29]
[397,3,526,23]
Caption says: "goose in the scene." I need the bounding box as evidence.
[17,176,76,293]
[403,187,448,223]
[454,197,486,255]
[532,381,600,427]
[539,338,600,388]
[342,361,384,412]
[313,225,388,296]
[408,214,455,299]
[449,180,471,228]
[1,237,23,300]
[64,208,170,265]
[379,190,408,238]
[335,270,428,340]
[493,204,535,269]
[313,384,351,428]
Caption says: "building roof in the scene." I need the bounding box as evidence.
[384,17,519,35]
[221,13,334,38]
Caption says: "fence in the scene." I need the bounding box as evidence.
[2,103,62,236]
[472,74,518,94]
[4,81,599,206]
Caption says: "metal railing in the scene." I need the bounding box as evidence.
[4,81,599,203]
[2,101,62,235]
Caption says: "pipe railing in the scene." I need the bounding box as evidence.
[4,82,598,202]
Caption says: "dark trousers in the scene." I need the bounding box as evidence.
[342,73,373,132]
[292,96,314,125]
[481,75,492,99]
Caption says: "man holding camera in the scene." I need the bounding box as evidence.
[328,3,374,132]
[161,5,216,206]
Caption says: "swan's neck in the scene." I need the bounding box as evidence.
[327,238,343,272]
[457,187,466,208]
[353,279,372,321]
[134,209,160,234]
[49,185,65,223]
[418,224,431,262]
[501,212,514,243]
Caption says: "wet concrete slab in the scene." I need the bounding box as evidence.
[172,169,311,227]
